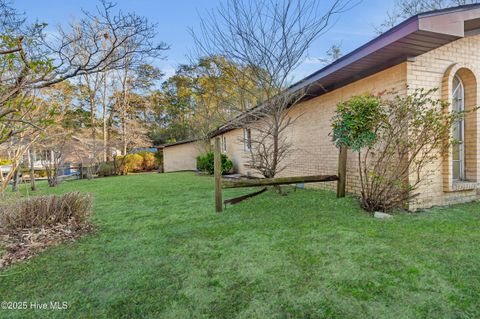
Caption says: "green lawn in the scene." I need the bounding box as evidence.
[1,172,479,318]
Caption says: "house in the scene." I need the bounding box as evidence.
[165,4,480,210]
[162,139,208,172]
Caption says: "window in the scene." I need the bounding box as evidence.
[221,136,227,152]
[452,75,465,181]
[243,128,251,152]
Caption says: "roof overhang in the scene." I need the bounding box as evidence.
[290,3,480,98]
[210,4,480,137]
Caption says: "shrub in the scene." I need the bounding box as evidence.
[154,151,163,167]
[115,154,144,174]
[197,152,233,175]
[36,170,48,178]
[114,155,126,175]
[98,162,115,177]
[331,89,464,212]
[137,151,158,171]
[331,95,383,151]
[0,192,93,229]
[0,158,12,165]
[127,154,144,172]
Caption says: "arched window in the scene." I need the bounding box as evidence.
[452,75,465,181]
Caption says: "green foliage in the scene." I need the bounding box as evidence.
[197,151,233,175]
[154,151,163,165]
[151,56,261,144]
[98,162,115,177]
[331,95,383,151]
[332,88,464,212]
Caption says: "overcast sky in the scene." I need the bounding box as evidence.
[15,0,395,81]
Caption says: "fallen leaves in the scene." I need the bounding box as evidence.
[0,219,94,269]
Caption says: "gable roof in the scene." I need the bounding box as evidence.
[209,3,480,137]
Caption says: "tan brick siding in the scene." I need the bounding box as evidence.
[163,141,207,172]
[218,62,408,193]
[407,34,480,209]
[214,35,480,210]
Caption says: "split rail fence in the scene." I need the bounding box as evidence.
[214,137,346,212]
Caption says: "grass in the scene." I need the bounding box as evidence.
[1,172,479,318]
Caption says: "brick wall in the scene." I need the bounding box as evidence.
[163,141,207,172]
[218,62,408,192]
[407,34,480,209]
[216,34,480,210]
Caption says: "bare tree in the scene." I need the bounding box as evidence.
[40,136,67,188]
[101,70,109,162]
[376,0,479,33]
[194,0,353,178]
[0,96,47,194]
[113,62,161,154]
[1,0,167,118]
[28,146,36,191]
[0,0,167,190]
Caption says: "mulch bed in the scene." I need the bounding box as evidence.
[0,219,94,269]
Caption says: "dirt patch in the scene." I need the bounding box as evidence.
[0,219,94,269]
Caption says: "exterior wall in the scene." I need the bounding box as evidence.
[163,141,207,172]
[218,62,408,192]
[216,35,480,210]
[221,129,253,176]
[406,34,480,210]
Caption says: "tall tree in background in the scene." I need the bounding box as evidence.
[150,76,194,144]
[0,0,167,193]
[113,62,163,154]
[193,0,353,178]
[151,56,260,144]
[79,72,103,161]
[376,0,479,33]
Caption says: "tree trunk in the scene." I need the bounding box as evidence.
[102,72,108,162]
[122,111,127,155]
[336,146,347,198]
[121,61,129,155]
[90,92,96,161]
[271,130,279,178]
[12,168,20,192]
[29,147,36,191]
[107,110,114,161]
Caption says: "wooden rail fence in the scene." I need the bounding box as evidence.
[214,137,347,213]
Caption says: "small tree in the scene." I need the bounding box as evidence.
[40,131,70,187]
[194,0,352,178]
[332,89,464,212]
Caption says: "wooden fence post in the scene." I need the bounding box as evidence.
[214,137,223,213]
[336,146,347,198]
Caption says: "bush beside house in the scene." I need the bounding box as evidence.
[197,152,233,175]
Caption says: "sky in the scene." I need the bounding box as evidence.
[14,0,396,81]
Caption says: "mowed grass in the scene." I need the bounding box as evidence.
[1,172,480,318]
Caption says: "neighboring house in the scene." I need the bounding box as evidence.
[166,4,480,210]
[162,139,208,172]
